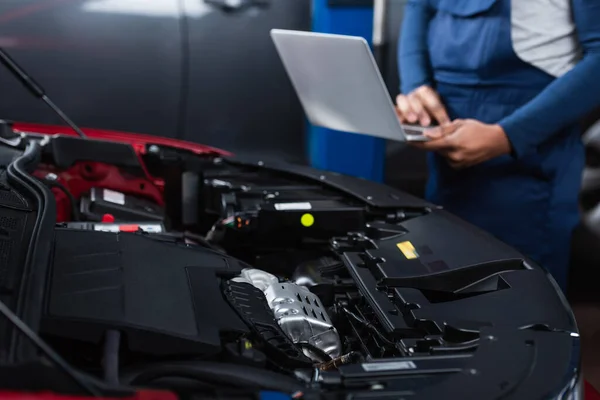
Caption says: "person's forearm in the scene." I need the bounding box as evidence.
[398,0,433,94]
[499,52,600,158]
[499,0,600,159]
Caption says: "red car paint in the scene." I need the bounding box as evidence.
[15,122,229,222]
[588,382,600,400]
[33,162,165,222]
[11,122,230,157]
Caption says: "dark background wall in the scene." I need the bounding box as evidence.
[382,0,428,197]
[0,0,425,193]
[182,1,309,162]
[0,0,185,138]
[0,0,309,163]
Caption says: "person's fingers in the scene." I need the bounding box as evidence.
[395,95,406,122]
[423,120,462,139]
[407,93,430,126]
[396,95,417,123]
[423,127,442,140]
[416,135,453,151]
[415,87,450,125]
[445,150,465,169]
[395,107,406,123]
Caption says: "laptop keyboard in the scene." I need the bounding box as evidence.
[401,124,427,136]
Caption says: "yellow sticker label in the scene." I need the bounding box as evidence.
[300,213,315,227]
[397,241,419,259]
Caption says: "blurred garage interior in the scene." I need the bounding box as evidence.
[0,0,598,396]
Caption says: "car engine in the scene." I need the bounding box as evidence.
[0,130,581,399]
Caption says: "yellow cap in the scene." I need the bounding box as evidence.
[300,213,315,227]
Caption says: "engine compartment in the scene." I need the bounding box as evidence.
[0,132,581,399]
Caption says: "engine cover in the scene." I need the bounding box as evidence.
[41,228,250,356]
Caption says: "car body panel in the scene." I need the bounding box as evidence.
[12,121,229,155]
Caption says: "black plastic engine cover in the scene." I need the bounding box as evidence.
[41,228,249,356]
[337,209,576,339]
[224,156,430,210]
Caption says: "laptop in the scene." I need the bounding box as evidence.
[270,29,429,142]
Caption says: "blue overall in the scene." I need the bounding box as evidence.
[399,0,600,290]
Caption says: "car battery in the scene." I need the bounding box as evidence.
[80,187,164,222]
[257,199,366,239]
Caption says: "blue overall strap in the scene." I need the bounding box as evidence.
[499,0,600,159]
[398,0,433,94]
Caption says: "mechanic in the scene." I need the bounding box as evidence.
[395,0,600,291]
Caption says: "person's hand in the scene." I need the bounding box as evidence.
[414,119,512,169]
[396,85,450,126]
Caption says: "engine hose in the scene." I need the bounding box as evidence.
[42,179,80,221]
[121,362,303,393]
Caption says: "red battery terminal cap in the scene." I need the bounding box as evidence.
[101,214,115,223]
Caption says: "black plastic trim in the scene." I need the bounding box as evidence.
[224,156,432,210]
[49,135,142,172]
